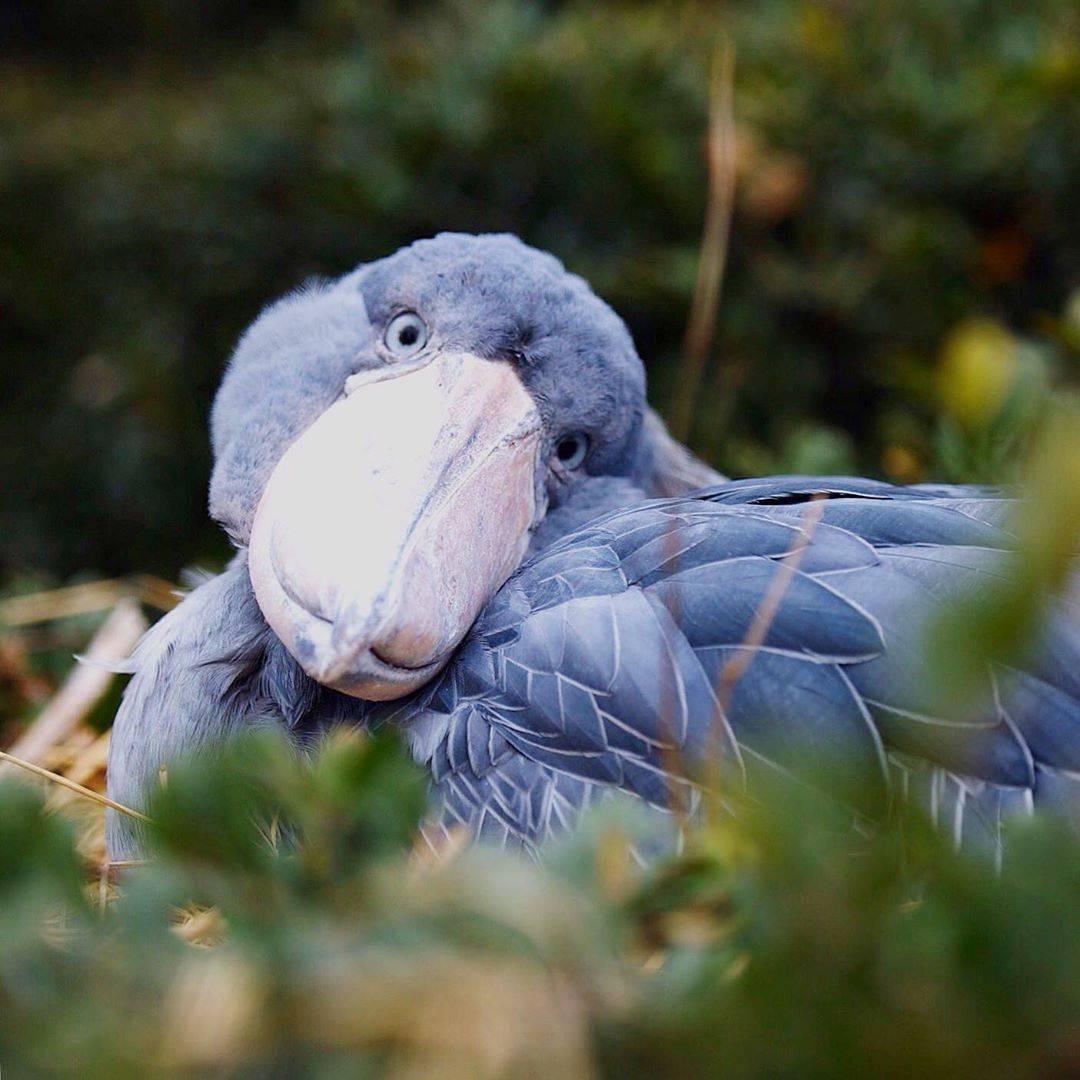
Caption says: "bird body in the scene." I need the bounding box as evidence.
[108,476,1079,862]
[106,235,1079,861]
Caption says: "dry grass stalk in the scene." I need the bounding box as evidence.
[132,573,185,612]
[652,40,737,827]
[0,578,176,888]
[670,37,737,443]
[3,598,146,770]
[656,498,828,836]
[0,747,150,822]
[0,579,127,626]
[0,574,178,628]
[713,495,827,719]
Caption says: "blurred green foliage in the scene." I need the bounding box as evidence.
[4,731,1080,1076]
[1,0,1078,579]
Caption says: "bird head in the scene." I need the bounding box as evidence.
[209,233,711,700]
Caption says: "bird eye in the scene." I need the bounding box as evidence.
[384,311,429,358]
[553,433,589,471]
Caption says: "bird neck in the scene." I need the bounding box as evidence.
[527,475,646,554]
[524,411,726,556]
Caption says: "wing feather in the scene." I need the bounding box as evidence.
[411,478,1078,854]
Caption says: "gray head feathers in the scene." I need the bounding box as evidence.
[209,233,663,545]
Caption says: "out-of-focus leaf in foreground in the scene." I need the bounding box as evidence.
[3,729,1080,1076]
[924,395,1080,710]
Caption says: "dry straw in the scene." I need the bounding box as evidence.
[0,747,149,823]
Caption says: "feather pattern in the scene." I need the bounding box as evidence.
[407,477,1079,860]
[109,476,1079,864]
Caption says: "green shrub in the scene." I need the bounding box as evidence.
[3,729,1080,1076]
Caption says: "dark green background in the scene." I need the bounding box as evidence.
[2,0,1078,579]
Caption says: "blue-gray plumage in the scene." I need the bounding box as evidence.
[106,234,1079,862]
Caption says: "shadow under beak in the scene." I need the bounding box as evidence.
[249,352,542,700]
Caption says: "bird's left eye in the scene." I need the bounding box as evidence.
[553,433,589,471]
[384,311,429,357]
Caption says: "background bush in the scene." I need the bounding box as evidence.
[1,0,1078,579]
[2,5,1080,1074]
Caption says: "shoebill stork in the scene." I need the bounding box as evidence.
[107,233,1080,861]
